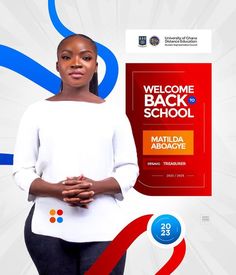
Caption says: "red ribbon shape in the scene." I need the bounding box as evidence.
[86,214,186,275]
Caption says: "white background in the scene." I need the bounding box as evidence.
[0,0,236,274]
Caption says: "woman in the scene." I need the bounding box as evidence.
[13,34,139,274]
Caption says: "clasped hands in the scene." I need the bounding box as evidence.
[61,175,95,208]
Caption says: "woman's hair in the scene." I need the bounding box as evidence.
[57,34,98,95]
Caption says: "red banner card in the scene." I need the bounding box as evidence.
[126,63,211,196]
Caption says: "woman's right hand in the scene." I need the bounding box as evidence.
[61,176,95,208]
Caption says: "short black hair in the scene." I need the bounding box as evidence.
[57,34,97,55]
[57,34,98,95]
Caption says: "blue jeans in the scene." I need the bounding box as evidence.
[24,205,126,274]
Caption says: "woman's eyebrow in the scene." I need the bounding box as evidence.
[60,49,72,54]
[60,49,94,54]
[77,49,94,54]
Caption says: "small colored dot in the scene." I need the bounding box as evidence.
[57,217,63,223]
[57,209,63,216]
[49,209,56,215]
[50,217,56,223]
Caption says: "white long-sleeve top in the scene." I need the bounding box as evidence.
[13,100,139,242]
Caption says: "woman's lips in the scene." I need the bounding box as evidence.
[69,71,84,79]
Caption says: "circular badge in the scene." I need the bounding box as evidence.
[149,36,160,46]
[188,96,197,104]
[147,214,185,249]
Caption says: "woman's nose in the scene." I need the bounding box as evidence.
[71,57,82,68]
[71,63,82,68]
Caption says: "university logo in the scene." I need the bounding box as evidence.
[149,36,160,46]
[138,36,147,47]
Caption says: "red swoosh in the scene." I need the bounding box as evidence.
[86,214,186,275]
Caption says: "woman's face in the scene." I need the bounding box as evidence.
[56,36,97,89]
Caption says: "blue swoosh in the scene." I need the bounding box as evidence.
[0,154,13,165]
[48,0,119,98]
[0,45,61,94]
[0,45,61,165]
[1,0,119,165]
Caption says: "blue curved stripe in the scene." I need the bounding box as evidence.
[0,0,119,165]
[48,0,74,37]
[96,43,119,98]
[48,0,118,98]
[0,154,13,165]
[0,45,61,165]
[0,45,61,94]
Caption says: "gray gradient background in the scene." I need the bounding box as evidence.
[0,0,235,274]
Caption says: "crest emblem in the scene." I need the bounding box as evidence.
[138,36,147,47]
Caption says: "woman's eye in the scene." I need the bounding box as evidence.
[83,56,92,61]
[61,56,70,60]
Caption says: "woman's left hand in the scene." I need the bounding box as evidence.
[62,176,95,207]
